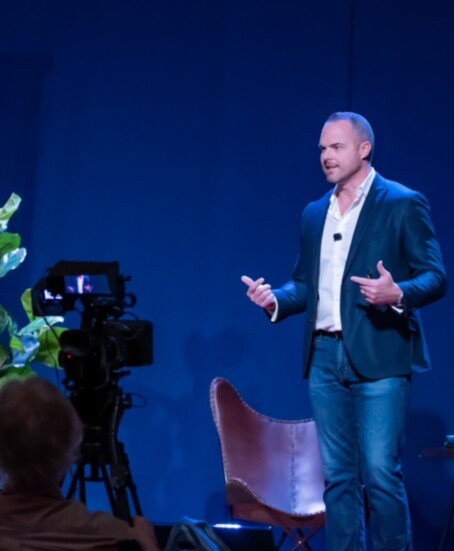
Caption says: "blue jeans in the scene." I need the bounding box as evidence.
[308,334,412,551]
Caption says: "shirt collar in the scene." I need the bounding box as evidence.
[330,167,376,205]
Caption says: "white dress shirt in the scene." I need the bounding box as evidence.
[315,168,376,331]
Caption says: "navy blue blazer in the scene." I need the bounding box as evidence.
[273,173,447,379]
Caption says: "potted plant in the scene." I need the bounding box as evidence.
[0,193,64,388]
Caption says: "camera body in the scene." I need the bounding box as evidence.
[32,260,153,390]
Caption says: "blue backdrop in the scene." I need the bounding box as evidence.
[1,1,453,549]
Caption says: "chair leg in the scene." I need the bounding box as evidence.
[275,530,288,550]
[274,528,308,551]
[290,531,312,551]
[289,522,324,551]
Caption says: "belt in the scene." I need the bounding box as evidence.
[314,329,343,340]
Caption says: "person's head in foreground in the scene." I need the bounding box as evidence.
[0,376,82,490]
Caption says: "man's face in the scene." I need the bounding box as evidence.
[319,120,369,186]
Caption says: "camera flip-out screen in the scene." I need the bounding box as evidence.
[33,261,122,316]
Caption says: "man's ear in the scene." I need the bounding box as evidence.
[360,141,372,160]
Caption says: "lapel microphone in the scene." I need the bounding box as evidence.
[333,233,342,241]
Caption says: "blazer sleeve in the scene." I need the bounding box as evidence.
[272,208,312,321]
[396,191,447,310]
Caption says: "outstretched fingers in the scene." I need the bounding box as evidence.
[241,275,276,310]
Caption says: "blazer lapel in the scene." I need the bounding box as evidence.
[310,192,331,286]
[343,174,388,277]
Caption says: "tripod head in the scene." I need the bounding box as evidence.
[66,374,132,435]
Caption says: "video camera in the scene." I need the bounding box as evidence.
[32,260,153,391]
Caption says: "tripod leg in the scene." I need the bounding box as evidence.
[66,387,144,522]
[109,442,143,521]
[99,463,119,516]
[116,442,143,517]
[65,463,86,502]
[108,396,143,521]
[126,472,143,517]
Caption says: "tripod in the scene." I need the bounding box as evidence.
[65,382,142,523]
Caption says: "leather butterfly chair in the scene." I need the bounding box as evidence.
[210,377,325,551]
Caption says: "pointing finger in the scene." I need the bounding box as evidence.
[241,276,266,297]
[241,275,264,290]
[241,275,254,287]
[351,276,370,285]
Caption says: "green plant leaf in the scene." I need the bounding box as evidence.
[19,289,66,367]
[0,232,21,258]
[0,305,13,334]
[0,343,10,369]
[0,193,22,232]
[18,316,65,338]
[21,288,35,322]
[9,333,40,367]
[35,327,66,367]
[0,247,27,278]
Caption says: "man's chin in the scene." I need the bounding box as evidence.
[324,173,337,184]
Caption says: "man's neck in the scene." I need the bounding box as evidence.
[336,166,372,214]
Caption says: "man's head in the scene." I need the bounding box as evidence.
[0,377,82,489]
[319,112,375,187]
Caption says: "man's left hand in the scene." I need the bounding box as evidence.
[351,260,402,306]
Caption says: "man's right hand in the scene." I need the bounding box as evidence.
[241,275,277,312]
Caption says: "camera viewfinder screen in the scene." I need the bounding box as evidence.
[64,274,111,296]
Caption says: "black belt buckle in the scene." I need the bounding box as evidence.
[314,330,343,340]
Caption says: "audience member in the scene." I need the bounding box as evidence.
[0,377,160,551]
